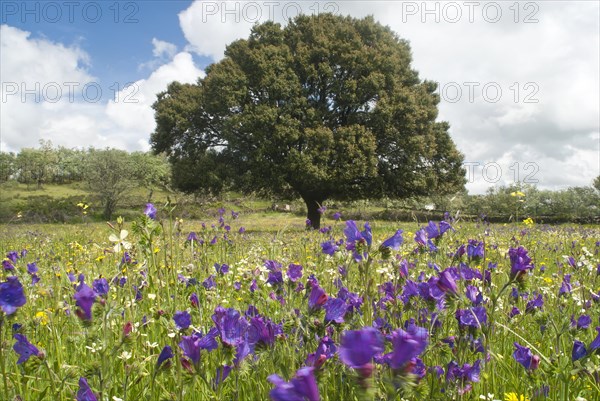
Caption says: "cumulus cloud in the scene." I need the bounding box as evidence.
[152,38,178,59]
[2,1,598,194]
[1,25,203,153]
[107,52,204,150]
[175,1,598,192]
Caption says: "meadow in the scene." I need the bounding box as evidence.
[0,205,599,401]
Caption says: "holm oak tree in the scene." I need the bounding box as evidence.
[151,14,466,228]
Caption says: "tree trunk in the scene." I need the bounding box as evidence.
[104,199,115,221]
[302,196,324,230]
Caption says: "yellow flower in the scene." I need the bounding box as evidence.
[35,311,49,325]
[543,277,553,284]
[504,393,530,401]
[523,217,534,225]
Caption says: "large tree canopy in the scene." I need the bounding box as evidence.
[151,14,466,228]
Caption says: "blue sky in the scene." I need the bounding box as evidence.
[1,1,598,194]
[2,1,210,99]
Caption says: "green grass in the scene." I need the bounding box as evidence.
[0,209,599,401]
[0,182,89,202]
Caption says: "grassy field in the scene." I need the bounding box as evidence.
[0,205,599,401]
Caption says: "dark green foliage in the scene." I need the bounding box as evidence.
[152,14,466,228]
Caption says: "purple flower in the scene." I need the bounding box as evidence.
[190,293,199,308]
[2,260,14,271]
[338,287,363,313]
[179,335,202,365]
[456,307,488,329]
[215,263,229,274]
[13,334,40,364]
[463,360,481,382]
[6,251,19,263]
[287,264,303,282]
[465,286,482,305]
[268,366,320,401]
[92,278,109,297]
[306,337,337,369]
[187,232,199,242]
[308,285,328,311]
[264,260,282,271]
[144,203,157,219]
[467,240,484,260]
[446,359,482,389]
[74,283,96,321]
[121,252,132,265]
[577,315,592,330]
[437,270,458,295]
[509,246,534,280]
[338,327,384,369]
[424,221,453,240]
[525,293,544,313]
[333,212,342,221]
[344,220,372,260]
[250,279,258,293]
[572,340,587,361]
[203,275,216,290]
[212,307,249,347]
[559,274,572,296]
[388,326,428,369]
[320,240,338,256]
[324,298,348,324]
[414,229,438,252]
[174,311,192,330]
[27,262,38,275]
[267,270,284,286]
[214,365,232,389]
[439,221,453,235]
[76,377,98,401]
[248,316,281,348]
[513,342,540,370]
[589,327,600,353]
[381,229,404,250]
[424,221,440,239]
[156,345,174,369]
[509,306,521,318]
[414,229,428,247]
[197,327,220,351]
[0,276,26,315]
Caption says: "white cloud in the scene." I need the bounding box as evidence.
[179,0,254,60]
[1,25,203,153]
[152,38,177,59]
[2,1,598,194]
[106,52,204,150]
[176,1,599,193]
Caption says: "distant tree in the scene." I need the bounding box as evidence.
[593,175,600,192]
[84,149,171,220]
[0,152,16,183]
[84,149,136,220]
[152,14,466,228]
[130,152,171,202]
[15,140,57,189]
[53,147,87,184]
